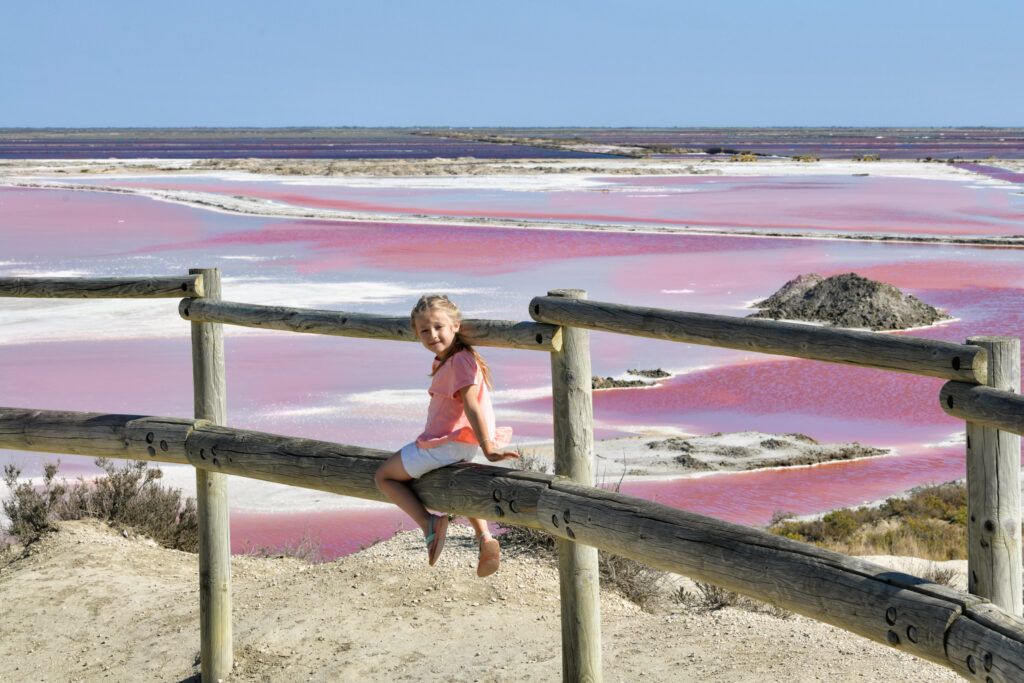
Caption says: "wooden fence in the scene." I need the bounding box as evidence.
[1,272,1023,682]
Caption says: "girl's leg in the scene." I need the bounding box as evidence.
[466,516,490,539]
[374,452,432,534]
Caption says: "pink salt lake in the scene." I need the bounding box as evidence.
[1,168,1022,558]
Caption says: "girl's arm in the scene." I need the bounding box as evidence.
[459,384,519,462]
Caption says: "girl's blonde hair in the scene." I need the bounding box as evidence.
[411,294,494,389]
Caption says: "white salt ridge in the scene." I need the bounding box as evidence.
[8,156,1001,185]
[277,173,609,192]
[219,255,279,262]
[0,276,487,346]
[3,268,94,278]
[925,431,967,449]
[261,383,552,424]
[9,172,1023,247]
[260,389,427,422]
[140,465,393,513]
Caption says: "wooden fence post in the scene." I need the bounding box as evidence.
[965,336,1022,616]
[190,268,233,680]
[547,289,602,683]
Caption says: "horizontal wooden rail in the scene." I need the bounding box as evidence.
[0,408,197,464]
[941,381,1024,437]
[0,275,204,298]
[2,405,1022,680]
[179,298,561,352]
[530,295,985,383]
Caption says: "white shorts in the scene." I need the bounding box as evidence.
[400,440,480,479]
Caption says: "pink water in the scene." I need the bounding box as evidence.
[2,169,1023,559]
[84,172,1024,236]
[231,507,412,559]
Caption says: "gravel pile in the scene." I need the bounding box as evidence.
[748,272,951,330]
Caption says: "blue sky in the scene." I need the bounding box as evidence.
[2,0,1020,127]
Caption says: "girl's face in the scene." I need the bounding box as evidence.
[413,309,460,356]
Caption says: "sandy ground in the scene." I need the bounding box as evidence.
[0,519,965,682]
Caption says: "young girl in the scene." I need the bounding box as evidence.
[374,294,518,577]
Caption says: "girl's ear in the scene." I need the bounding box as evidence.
[451,319,461,333]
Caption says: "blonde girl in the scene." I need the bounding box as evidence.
[374,294,518,577]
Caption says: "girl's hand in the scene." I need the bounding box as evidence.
[483,450,520,463]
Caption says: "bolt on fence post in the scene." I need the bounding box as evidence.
[190,268,233,679]
[965,336,1022,615]
[547,289,602,683]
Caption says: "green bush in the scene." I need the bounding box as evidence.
[767,483,969,561]
[2,458,198,552]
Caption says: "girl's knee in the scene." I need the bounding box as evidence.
[375,451,406,488]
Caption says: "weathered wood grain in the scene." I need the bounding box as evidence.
[964,337,1022,616]
[537,478,985,669]
[529,295,986,383]
[179,298,561,352]
[4,405,1024,676]
[0,275,203,298]
[941,381,1024,438]
[0,408,194,464]
[189,267,232,682]
[946,603,1024,681]
[547,289,602,683]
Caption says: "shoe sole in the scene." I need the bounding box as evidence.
[477,538,500,577]
[428,515,449,566]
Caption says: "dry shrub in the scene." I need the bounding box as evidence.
[512,448,551,475]
[243,529,324,563]
[683,581,739,610]
[2,458,198,552]
[498,525,667,612]
[676,580,792,619]
[843,518,965,561]
[3,461,64,541]
[496,523,556,557]
[922,564,959,587]
[598,551,666,612]
[496,450,557,557]
[499,449,666,611]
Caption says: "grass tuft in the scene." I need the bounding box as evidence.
[243,529,325,563]
[674,580,792,619]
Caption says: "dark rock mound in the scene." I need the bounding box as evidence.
[592,368,669,390]
[592,376,651,389]
[748,272,951,331]
[627,368,670,379]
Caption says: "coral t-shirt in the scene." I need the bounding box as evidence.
[415,350,512,449]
